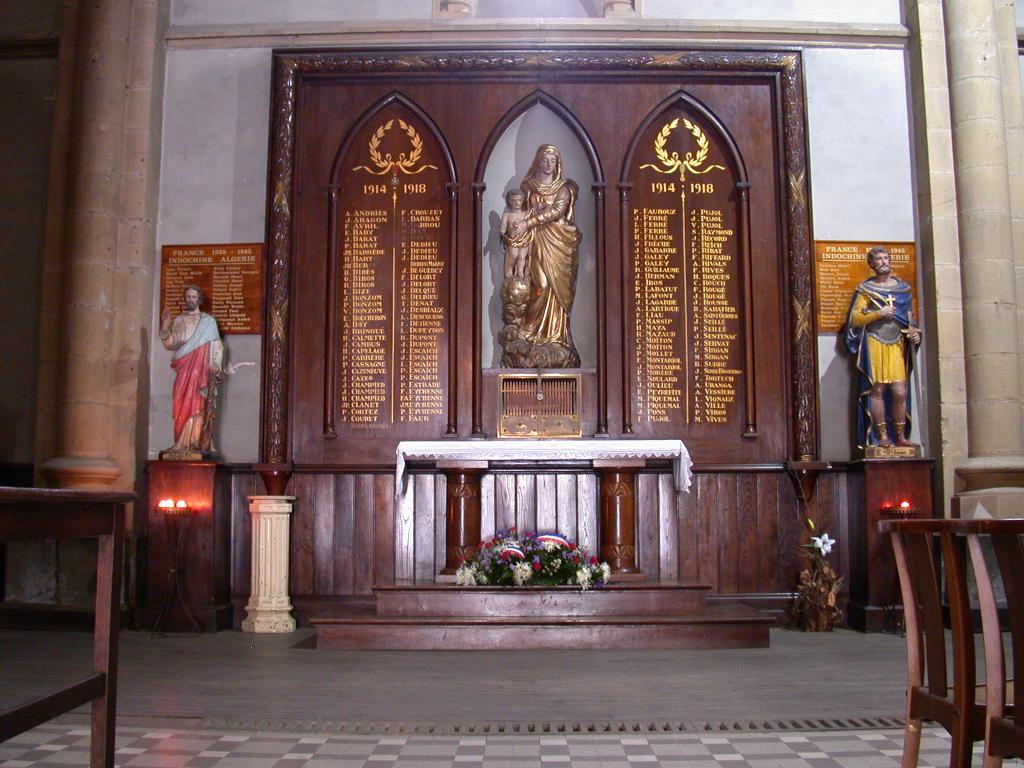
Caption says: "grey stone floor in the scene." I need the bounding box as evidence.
[0,627,908,727]
[0,720,982,768]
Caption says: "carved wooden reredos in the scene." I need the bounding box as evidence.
[261,48,818,470]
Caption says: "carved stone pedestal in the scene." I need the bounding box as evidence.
[847,458,934,631]
[242,496,296,633]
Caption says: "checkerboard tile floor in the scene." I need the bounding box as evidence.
[0,722,1008,768]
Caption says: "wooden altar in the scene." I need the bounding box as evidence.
[244,46,871,647]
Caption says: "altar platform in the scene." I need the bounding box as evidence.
[310,581,772,650]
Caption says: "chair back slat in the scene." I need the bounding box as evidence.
[903,531,949,695]
[992,532,1024,725]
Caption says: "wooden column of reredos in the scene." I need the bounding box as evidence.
[258,47,823,647]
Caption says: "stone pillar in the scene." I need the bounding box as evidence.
[942,0,1024,515]
[602,0,637,17]
[994,0,1024,427]
[433,0,475,18]
[904,0,964,514]
[242,496,296,633]
[39,0,132,489]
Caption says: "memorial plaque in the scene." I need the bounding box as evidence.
[814,241,917,334]
[160,244,264,334]
[627,110,744,434]
[332,107,451,436]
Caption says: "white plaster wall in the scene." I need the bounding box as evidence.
[644,0,901,24]
[171,0,901,24]
[151,48,271,462]
[171,0,430,25]
[481,106,597,369]
[803,47,919,462]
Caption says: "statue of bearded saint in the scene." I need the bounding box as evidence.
[499,144,582,369]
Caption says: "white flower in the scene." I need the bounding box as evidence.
[811,533,835,555]
[455,564,477,586]
[576,567,593,590]
[600,562,611,582]
[512,561,533,586]
[542,540,561,552]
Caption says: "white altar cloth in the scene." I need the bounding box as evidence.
[395,439,692,499]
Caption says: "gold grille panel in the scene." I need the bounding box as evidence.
[498,374,582,438]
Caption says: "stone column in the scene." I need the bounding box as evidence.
[242,496,296,633]
[994,0,1024,426]
[40,0,132,489]
[943,0,1024,515]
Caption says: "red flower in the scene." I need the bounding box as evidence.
[590,556,598,565]
[568,543,577,551]
[532,562,541,571]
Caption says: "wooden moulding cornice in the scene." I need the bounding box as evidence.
[261,47,817,464]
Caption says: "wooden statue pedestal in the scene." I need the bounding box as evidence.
[846,457,934,632]
[143,460,233,632]
[311,581,772,650]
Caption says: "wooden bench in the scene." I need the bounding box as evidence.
[0,487,132,768]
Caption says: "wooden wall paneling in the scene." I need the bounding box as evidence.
[637,473,660,579]
[776,475,801,593]
[755,473,780,593]
[414,474,436,583]
[736,473,759,593]
[697,474,720,590]
[312,474,335,595]
[433,474,446,579]
[535,475,558,533]
[332,474,355,595]
[716,475,739,593]
[394,474,415,581]
[230,472,255,597]
[555,474,577,541]
[352,474,374,595]
[373,474,395,585]
[677,474,699,583]
[576,473,598,556]
[829,473,850,592]
[658,474,678,583]
[494,474,516,532]
[288,474,316,596]
[480,474,496,540]
[515,474,537,533]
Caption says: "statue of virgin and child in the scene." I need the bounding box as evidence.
[498,145,582,369]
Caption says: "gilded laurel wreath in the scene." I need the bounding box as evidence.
[353,118,437,176]
[640,117,724,181]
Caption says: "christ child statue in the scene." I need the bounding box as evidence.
[500,188,533,279]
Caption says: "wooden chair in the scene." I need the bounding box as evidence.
[880,518,986,768]
[0,487,131,768]
[952,518,1024,768]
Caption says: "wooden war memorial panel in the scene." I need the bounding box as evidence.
[626,109,746,435]
[278,51,804,467]
[327,105,453,440]
[814,241,918,334]
[160,243,264,334]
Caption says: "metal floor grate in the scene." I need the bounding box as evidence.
[90,714,906,736]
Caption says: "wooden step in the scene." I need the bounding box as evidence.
[373,581,710,617]
[311,603,772,650]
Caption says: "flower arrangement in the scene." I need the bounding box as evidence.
[455,529,611,590]
[793,525,844,631]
